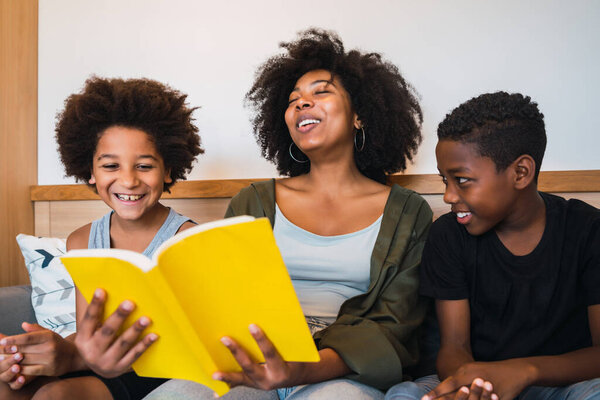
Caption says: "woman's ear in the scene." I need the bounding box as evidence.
[512,155,536,189]
[353,114,362,130]
[88,174,96,185]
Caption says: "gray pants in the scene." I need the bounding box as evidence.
[144,378,384,400]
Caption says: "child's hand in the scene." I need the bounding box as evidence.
[212,324,303,390]
[74,288,158,378]
[422,360,536,400]
[422,378,497,400]
[0,323,76,378]
[0,332,27,390]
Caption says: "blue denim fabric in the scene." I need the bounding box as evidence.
[385,375,439,400]
[385,375,600,400]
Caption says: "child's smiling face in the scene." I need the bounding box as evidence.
[436,139,517,236]
[89,126,172,222]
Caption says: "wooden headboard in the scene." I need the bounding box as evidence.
[31,171,600,238]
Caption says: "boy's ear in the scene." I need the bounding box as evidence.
[512,155,536,190]
[164,168,173,184]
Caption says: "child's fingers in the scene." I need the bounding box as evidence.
[454,386,470,400]
[467,378,484,399]
[78,288,107,339]
[480,381,493,400]
[104,315,152,361]
[0,361,21,384]
[8,374,27,390]
[91,299,136,349]
[114,332,158,372]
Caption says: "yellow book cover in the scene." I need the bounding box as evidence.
[61,216,319,396]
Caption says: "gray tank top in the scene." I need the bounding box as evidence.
[88,208,192,256]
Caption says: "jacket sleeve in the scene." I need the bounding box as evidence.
[313,193,433,390]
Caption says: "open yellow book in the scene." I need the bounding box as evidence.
[61,216,319,396]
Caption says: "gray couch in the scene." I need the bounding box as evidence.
[0,285,36,336]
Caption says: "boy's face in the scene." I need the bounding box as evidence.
[436,139,517,236]
[89,126,172,222]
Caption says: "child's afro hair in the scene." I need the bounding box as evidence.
[56,76,203,191]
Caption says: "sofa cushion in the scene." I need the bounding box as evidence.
[16,234,76,337]
[0,285,36,336]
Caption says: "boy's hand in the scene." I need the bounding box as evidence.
[0,323,75,378]
[423,360,536,400]
[213,324,302,390]
[74,288,158,378]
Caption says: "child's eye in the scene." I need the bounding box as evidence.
[457,177,470,184]
[439,175,448,185]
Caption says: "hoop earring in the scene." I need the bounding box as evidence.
[289,142,309,163]
[354,126,366,152]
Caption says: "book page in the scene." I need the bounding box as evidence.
[156,217,320,372]
[61,255,229,394]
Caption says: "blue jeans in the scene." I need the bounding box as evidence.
[385,375,600,400]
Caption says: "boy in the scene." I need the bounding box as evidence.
[386,92,600,400]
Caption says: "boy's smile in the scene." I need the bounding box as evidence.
[436,139,517,236]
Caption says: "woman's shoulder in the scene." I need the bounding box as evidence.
[388,184,432,216]
[66,223,92,251]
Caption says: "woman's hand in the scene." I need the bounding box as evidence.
[74,288,158,378]
[213,324,309,390]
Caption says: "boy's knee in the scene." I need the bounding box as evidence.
[385,381,427,400]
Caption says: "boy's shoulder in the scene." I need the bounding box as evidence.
[542,192,600,232]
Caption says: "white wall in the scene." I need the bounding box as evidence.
[38,0,600,184]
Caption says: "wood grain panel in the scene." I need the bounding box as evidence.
[31,171,600,201]
[34,193,600,239]
[0,0,37,287]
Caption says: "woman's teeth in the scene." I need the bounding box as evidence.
[116,194,143,201]
[298,119,320,128]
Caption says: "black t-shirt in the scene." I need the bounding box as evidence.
[420,192,600,362]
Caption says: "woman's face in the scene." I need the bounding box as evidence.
[285,69,359,156]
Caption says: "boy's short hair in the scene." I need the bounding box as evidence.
[56,77,203,191]
[437,91,546,179]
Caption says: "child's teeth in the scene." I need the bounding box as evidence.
[118,194,142,201]
[457,212,471,218]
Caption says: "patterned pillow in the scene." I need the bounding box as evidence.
[16,234,76,337]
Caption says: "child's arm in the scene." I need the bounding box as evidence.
[424,302,600,400]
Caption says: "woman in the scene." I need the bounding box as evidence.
[146,28,432,400]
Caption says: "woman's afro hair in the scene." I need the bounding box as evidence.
[246,28,423,183]
[56,76,203,191]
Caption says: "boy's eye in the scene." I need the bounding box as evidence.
[137,164,155,170]
[439,175,448,185]
[457,177,470,184]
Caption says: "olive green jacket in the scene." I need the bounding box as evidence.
[224,179,432,390]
